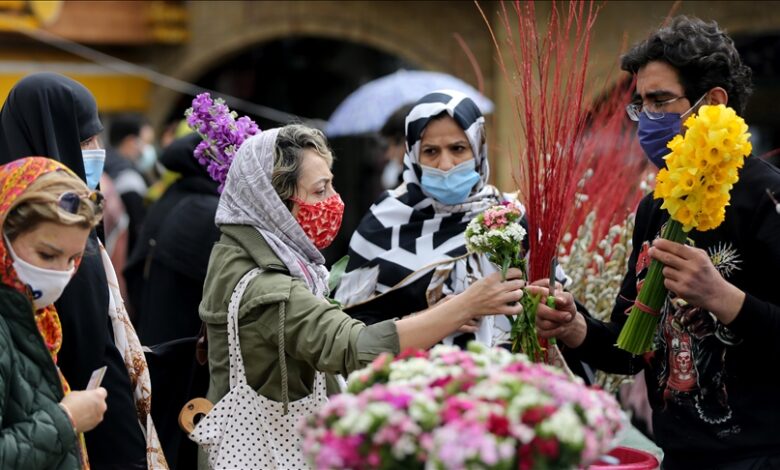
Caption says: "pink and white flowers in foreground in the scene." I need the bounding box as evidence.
[301,343,624,470]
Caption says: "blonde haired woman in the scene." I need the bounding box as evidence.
[0,157,107,469]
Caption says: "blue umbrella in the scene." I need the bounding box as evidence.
[325,69,494,137]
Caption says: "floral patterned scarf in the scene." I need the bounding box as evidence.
[0,158,79,373]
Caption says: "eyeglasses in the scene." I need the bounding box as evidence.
[57,191,104,215]
[626,94,708,122]
[625,96,688,121]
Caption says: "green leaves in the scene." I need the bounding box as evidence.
[328,255,350,293]
[324,255,350,309]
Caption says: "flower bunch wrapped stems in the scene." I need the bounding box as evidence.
[301,343,624,470]
[464,201,545,360]
[617,105,752,354]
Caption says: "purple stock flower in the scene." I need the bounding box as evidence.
[184,92,260,192]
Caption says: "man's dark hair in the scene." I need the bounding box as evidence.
[108,114,143,147]
[380,103,415,145]
[621,16,753,114]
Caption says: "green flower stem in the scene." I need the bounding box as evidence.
[496,256,547,361]
[509,292,544,361]
[501,257,511,280]
[546,295,557,346]
[616,220,687,354]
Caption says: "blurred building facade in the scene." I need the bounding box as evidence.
[1,0,779,190]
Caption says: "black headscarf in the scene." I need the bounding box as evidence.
[0,72,103,176]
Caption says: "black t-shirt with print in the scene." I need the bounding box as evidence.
[576,157,780,467]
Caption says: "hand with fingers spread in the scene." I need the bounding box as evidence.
[529,278,587,348]
[649,238,745,324]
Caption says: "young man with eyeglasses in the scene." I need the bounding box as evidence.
[535,16,780,469]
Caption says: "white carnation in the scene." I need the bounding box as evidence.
[539,404,585,445]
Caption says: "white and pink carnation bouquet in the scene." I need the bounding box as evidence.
[465,201,547,361]
[301,343,624,470]
[465,201,527,277]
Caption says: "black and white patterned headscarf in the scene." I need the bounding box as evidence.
[337,90,501,304]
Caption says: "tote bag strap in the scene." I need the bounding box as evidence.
[228,268,263,389]
[313,371,328,402]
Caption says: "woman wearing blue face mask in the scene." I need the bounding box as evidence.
[0,73,106,190]
[336,89,532,349]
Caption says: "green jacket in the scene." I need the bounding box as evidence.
[0,285,80,469]
[199,225,399,405]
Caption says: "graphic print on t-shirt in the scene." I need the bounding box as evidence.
[632,235,743,428]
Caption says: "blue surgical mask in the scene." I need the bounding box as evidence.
[82,149,106,190]
[637,94,707,169]
[420,160,480,205]
[637,113,681,169]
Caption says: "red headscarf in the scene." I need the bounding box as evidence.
[0,157,82,388]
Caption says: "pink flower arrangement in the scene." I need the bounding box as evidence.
[301,343,624,469]
[465,201,527,274]
[483,202,523,230]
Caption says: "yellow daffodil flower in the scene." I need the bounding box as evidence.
[653,104,751,232]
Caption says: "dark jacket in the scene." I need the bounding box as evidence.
[0,285,79,469]
[125,133,218,345]
[123,134,215,469]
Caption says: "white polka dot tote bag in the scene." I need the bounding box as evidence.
[189,268,328,469]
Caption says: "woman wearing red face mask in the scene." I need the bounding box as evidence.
[196,124,524,468]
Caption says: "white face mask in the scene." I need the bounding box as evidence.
[4,237,75,310]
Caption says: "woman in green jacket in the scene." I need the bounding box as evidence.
[0,157,108,469]
[198,124,524,466]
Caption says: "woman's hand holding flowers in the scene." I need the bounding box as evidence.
[395,268,523,351]
[456,267,525,318]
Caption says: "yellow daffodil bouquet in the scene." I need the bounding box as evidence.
[616,104,752,354]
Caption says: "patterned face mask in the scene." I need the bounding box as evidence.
[291,193,345,250]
